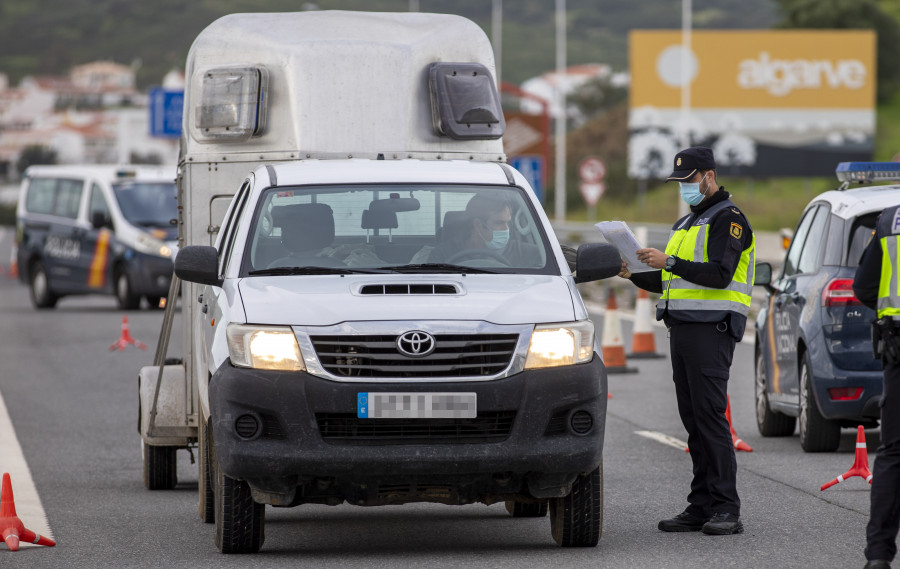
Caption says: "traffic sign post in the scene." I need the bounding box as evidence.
[578,156,606,222]
[148,88,184,138]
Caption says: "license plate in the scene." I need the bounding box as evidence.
[357,392,477,419]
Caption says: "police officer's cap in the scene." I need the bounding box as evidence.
[666,146,716,182]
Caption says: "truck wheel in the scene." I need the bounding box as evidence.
[198,417,214,523]
[505,500,548,517]
[30,261,58,309]
[142,442,177,490]
[755,350,795,437]
[115,269,141,310]
[549,464,602,547]
[214,461,265,553]
[799,356,840,452]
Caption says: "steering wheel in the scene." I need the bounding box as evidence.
[445,248,511,266]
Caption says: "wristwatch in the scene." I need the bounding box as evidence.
[664,256,677,272]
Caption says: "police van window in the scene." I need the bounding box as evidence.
[55,179,84,219]
[797,205,828,274]
[89,184,111,224]
[782,206,817,278]
[24,178,57,215]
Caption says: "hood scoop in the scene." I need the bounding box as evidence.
[358,283,461,295]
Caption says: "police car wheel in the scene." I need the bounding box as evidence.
[115,269,141,310]
[755,349,796,437]
[29,261,58,309]
[549,464,602,547]
[799,355,840,452]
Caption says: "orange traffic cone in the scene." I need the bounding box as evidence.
[601,289,637,374]
[109,315,147,351]
[0,473,55,551]
[8,247,18,279]
[820,425,872,491]
[628,289,665,359]
[726,395,753,452]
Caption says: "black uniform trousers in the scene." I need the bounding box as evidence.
[866,357,900,561]
[669,321,740,518]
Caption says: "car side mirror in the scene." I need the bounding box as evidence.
[175,245,222,287]
[754,262,775,293]
[574,243,621,283]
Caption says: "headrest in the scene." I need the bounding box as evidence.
[274,203,335,253]
[361,208,398,230]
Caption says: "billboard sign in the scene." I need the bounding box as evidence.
[628,30,876,178]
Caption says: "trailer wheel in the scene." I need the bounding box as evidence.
[505,500,548,517]
[142,442,177,490]
[198,417,214,523]
[214,460,265,553]
[549,464,603,547]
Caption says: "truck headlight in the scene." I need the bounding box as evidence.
[227,324,305,371]
[135,232,172,258]
[524,321,594,369]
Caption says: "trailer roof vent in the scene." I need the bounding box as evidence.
[192,66,268,143]
[428,62,505,141]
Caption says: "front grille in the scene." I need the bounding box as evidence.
[359,283,459,295]
[309,333,518,378]
[316,411,516,444]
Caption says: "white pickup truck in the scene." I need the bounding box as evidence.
[139,10,620,553]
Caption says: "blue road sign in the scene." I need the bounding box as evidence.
[148,88,184,138]
[510,155,544,203]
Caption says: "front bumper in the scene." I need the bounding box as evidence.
[209,354,607,505]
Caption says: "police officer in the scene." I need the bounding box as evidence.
[619,146,754,535]
[853,205,900,569]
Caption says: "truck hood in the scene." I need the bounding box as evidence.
[237,275,576,326]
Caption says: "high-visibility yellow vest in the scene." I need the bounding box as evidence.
[658,199,755,323]
[877,205,900,320]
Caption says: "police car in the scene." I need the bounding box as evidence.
[754,162,900,452]
[15,165,177,309]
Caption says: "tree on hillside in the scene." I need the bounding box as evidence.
[16,145,56,176]
[774,0,900,103]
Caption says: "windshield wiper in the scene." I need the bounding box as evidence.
[385,263,496,274]
[248,266,394,276]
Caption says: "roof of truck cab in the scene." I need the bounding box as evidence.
[263,159,515,187]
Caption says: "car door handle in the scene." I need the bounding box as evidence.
[198,294,203,304]
[201,304,208,314]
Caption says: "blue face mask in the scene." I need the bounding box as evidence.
[679,182,704,206]
[486,229,510,250]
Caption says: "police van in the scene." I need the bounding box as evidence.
[15,165,177,309]
[139,11,620,553]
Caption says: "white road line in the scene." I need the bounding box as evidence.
[635,430,689,451]
[0,388,54,545]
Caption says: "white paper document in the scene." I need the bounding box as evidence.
[594,221,655,273]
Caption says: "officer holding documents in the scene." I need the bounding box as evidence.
[853,205,900,569]
[619,146,755,535]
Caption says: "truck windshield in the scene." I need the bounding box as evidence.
[242,184,557,275]
[112,182,177,228]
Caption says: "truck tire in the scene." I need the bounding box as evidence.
[505,500,548,517]
[799,355,840,452]
[755,350,796,437]
[214,461,265,553]
[29,261,58,309]
[116,268,141,310]
[549,464,603,547]
[198,417,214,523]
[142,442,177,490]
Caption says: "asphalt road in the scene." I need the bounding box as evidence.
[0,228,877,569]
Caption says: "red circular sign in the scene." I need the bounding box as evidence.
[578,157,606,183]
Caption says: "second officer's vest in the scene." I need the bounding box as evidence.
[877,205,900,320]
[657,199,756,324]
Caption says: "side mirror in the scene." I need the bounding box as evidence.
[175,245,222,287]
[574,243,621,283]
[91,210,111,230]
[754,262,774,293]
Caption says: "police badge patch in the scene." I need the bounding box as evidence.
[730,222,742,239]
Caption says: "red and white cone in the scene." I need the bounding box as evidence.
[726,395,753,452]
[601,289,637,374]
[109,315,147,351]
[0,473,55,551]
[628,289,664,359]
[820,425,872,491]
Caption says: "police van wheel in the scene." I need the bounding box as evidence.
[214,460,265,553]
[506,500,548,517]
[29,262,58,309]
[799,356,840,452]
[549,464,602,547]
[142,442,177,490]
[198,417,215,523]
[115,270,141,310]
[755,350,796,437]
[145,296,163,310]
